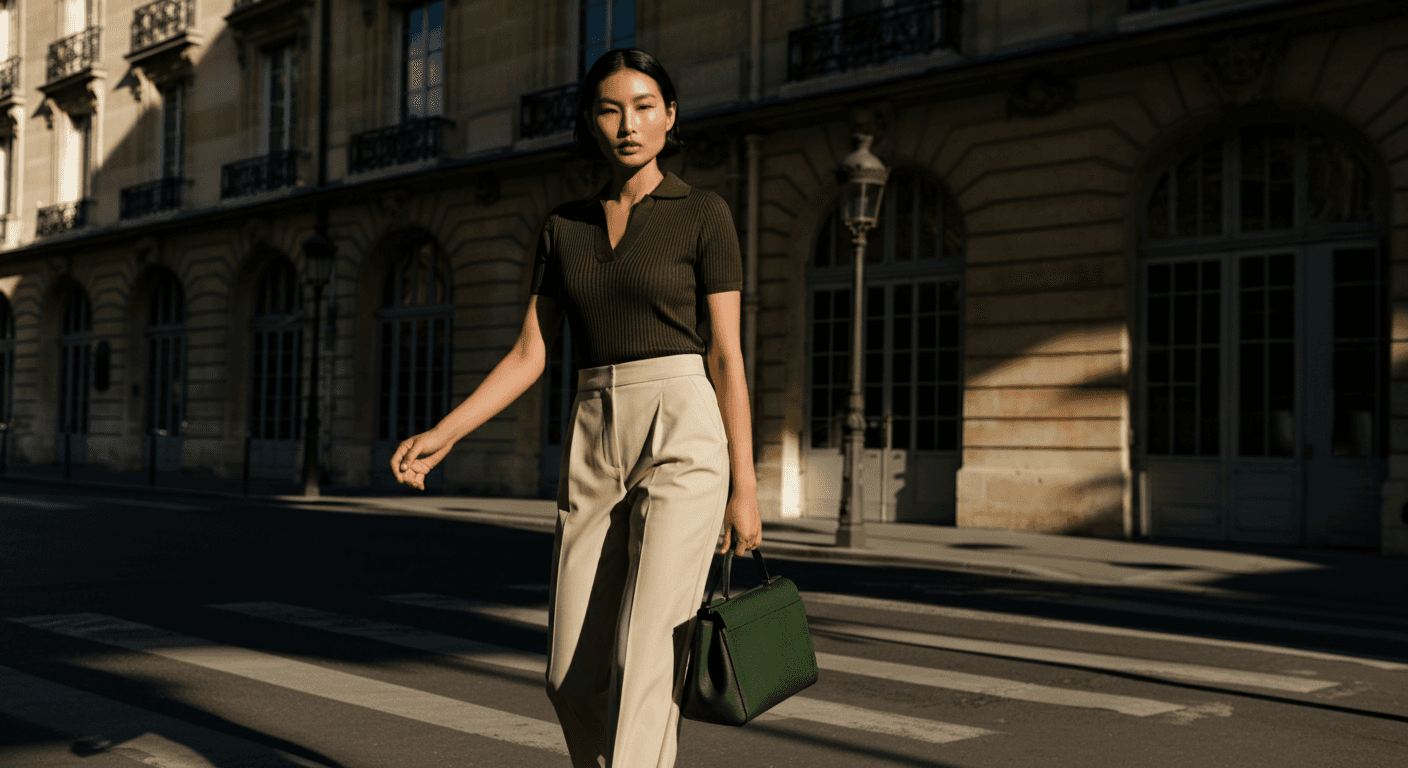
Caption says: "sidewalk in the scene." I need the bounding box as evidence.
[3,467,1405,614]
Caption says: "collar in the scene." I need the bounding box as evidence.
[649,172,691,199]
[596,172,691,201]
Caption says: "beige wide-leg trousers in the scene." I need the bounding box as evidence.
[546,353,731,768]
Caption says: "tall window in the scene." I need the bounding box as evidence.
[146,270,186,437]
[250,257,303,442]
[377,238,451,444]
[58,285,93,436]
[60,113,92,203]
[0,292,13,437]
[63,0,89,35]
[808,168,966,451]
[161,81,185,179]
[264,43,298,154]
[403,1,444,119]
[0,131,12,215]
[580,0,634,76]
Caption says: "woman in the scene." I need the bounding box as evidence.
[390,48,761,768]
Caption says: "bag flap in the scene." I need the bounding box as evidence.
[705,576,803,629]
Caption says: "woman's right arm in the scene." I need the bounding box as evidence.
[390,294,563,490]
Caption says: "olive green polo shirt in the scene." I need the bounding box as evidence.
[530,173,743,368]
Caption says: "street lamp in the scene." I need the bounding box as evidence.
[834,133,889,549]
[301,232,337,497]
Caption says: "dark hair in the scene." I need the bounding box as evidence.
[573,48,684,162]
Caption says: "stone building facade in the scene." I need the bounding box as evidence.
[0,0,1404,553]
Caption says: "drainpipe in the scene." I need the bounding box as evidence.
[743,134,762,438]
[749,0,762,101]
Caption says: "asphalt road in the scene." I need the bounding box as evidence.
[1,482,1405,768]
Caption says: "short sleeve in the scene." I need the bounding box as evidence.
[530,217,562,300]
[696,192,743,295]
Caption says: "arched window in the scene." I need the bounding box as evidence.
[1138,121,1383,547]
[58,284,92,435]
[250,256,303,443]
[377,237,451,446]
[0,293,14,459]
[806,167,966,523]
[146,269,186,438]
[808,168,965,452]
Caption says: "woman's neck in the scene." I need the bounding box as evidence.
[606,162,665,207]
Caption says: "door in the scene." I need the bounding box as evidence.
[146,273,185,474]
[1144,244,1385,546]
[540,319,576,500]
[57,289,92,466]
[249,258,303,481]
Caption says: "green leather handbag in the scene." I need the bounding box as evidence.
[681,549,819,726]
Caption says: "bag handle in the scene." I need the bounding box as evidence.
[705,549,771,605]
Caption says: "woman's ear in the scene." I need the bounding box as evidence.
[666,101,677,131]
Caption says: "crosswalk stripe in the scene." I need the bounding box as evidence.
[816,622,1337,693]
[0,665,335,768]
[8,613,570,756]
[380,593,1189,716]
[803,591,1408,671]
[814,653,1182,716]
[212,601,998,745]
[390,592,1342,695]
[1036,594,1408,644]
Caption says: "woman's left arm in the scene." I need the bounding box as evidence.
[705,290,762,555]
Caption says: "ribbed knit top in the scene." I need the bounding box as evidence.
[530,173,743,368]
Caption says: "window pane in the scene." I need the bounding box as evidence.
[611,0,636,48]
[1147,172,1169,239]
[1240,127,1267,232]
[1200,139,1223,236]
[1268,126,1294,229]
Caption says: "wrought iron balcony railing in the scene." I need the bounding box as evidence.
[120,177,186,219]
[1127,0,1219,10]
[47,27,102,83]
[520,83,579,141]
[220,149,301,198]
[0,57,18,98]
[787,1,960,83]
[348,116,452,174]
[38,200,95,236]
[132,0,196,52]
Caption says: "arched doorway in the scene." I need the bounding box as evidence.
[804,167,967,522]
[1138,122,1384,547]
[145,268,186,474]
[0,292,13,468]
[248,255,303,480]
[540,319,577,499]
[57,283,93,467]
[373,235,452,490]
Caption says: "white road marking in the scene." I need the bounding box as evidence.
[802,591,1408,671]
[380,593,1189,716]
[814,653,1181,716]
[0,665,334,767]
[8,613,569,756]
[1036,594,1408,643]
[214,601,998,745]
[816,622,1338,693]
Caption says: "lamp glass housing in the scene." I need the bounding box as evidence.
[303,236,337,286]
[836,133,890,232]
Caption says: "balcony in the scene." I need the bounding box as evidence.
[47,27,102,84]
[787,1,961,83]
[132,0,195,52]
[220,150,301,198]
[520,83,579,141]
[0,57,17,100]
[38,200,95,236]
[120,177,186,219]
[348,116,452,174]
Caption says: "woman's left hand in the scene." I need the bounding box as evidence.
[719,489,762,555]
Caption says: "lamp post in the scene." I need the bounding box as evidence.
[834,133,889,549]
[301,232,337,497]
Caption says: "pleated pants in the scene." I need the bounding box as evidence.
[546,353,731,768]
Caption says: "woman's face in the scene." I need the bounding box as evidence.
[589,68,676,170]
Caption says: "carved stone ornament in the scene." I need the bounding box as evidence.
[848,101,894,148]
[41,79,102,118]
[378,188,411,218]
[685,135,732,171]
[133,235,161,265]
[241,217,273,249]
[474,173,501,207]
[1202,33,1284,104]
[1007,72,1077,119]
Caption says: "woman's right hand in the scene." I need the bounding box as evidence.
[390,427,454,490]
